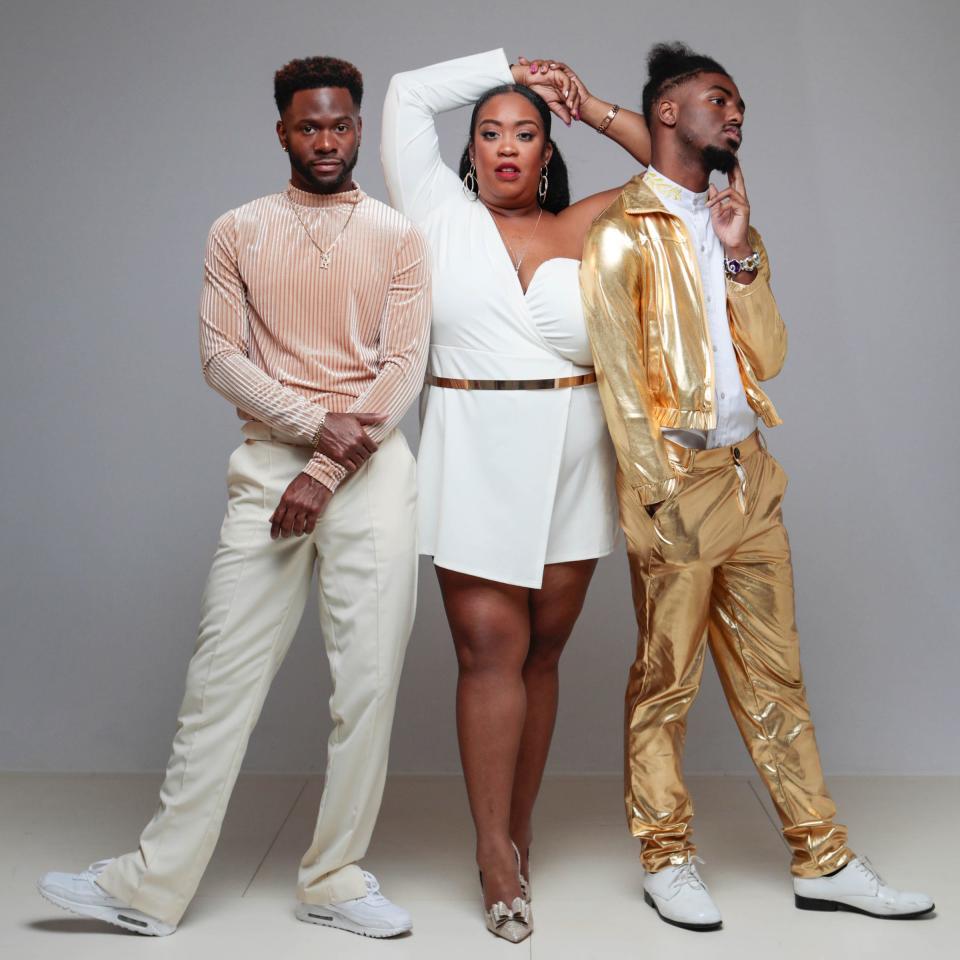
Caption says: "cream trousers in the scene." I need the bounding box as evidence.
[97,425,418,925]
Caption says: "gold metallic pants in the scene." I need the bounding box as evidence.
[619,431,854,879]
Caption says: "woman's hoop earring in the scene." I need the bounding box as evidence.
[538,166,549,204]
[462,163,477,198]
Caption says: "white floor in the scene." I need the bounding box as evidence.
[3,773,952,959]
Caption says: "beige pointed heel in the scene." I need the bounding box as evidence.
[484,895,532,943]
[514,843,531,903]
[479,861,533,943]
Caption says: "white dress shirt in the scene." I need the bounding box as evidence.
[644,167,757,449]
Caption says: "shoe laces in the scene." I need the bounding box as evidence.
[360,870,389,905]
[670,856,707,892]
[83,860,112,880]
[854,857,885,888]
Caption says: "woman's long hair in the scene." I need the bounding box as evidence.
[458,84,570,214]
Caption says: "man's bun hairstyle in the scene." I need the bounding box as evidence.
[641,42,730,120]
[274,56,363,115]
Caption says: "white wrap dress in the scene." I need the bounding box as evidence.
[381,49,618,588]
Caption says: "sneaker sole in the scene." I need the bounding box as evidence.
[295,902,411,938]
[794,894,935,919]
[644,890,722,932]
[37,883,175,936]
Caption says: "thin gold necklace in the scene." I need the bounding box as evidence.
[285,190,358,269]
[487,206,543,273]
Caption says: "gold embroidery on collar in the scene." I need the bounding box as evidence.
[643,170,683,202]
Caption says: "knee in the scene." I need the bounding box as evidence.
[524,629,569,673]
[628,674,700,721]
[454,630,527,676]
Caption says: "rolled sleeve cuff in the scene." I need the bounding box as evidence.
[725,273,769,300]
[302,454,347,493]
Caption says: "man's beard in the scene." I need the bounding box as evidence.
[701,144,737,175]
[290,146,359,194]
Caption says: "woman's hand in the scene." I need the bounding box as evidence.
[511,56,589,125]
[512,58,652,167]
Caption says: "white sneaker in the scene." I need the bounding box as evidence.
[37,859,176,936]
[794,856,934,919]
[295,870,411,938]
[643,858,722,931]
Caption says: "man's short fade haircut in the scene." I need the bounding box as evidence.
[641,42,730,120]
[274,56,363,115]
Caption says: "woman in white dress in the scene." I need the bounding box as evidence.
[382,50,650,941]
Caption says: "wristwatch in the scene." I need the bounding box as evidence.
[724,250,762,277]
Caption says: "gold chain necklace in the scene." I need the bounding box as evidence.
[488,206,543,273]
[285,190,358,269]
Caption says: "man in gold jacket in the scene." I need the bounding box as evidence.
[581,42,933,931]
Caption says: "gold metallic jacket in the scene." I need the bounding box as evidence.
[581,175,786,505]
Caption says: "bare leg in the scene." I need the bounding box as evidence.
[436,566,530,910]
[509,559,597,879]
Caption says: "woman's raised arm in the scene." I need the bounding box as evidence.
[517,57,651,167]
[381,50,515,226]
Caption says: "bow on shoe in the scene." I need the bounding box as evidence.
[489,897,530,928]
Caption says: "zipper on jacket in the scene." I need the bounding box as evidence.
[668,214,717,422]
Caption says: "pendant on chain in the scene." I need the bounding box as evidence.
[318,252,331,269]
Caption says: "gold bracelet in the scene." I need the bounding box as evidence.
[311,411,327,448]
[597,104,620,135]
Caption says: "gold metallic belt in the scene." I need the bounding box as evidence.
[424,372,597,391]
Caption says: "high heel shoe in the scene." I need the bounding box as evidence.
[479,866,533,943]
[512,842,531,904]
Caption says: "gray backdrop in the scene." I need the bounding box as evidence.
[1,0,957,776]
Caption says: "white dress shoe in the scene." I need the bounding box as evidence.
[295,870,412,938]
[37,859,176,936]
[794,856,934,919]
[643,858,722,931]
